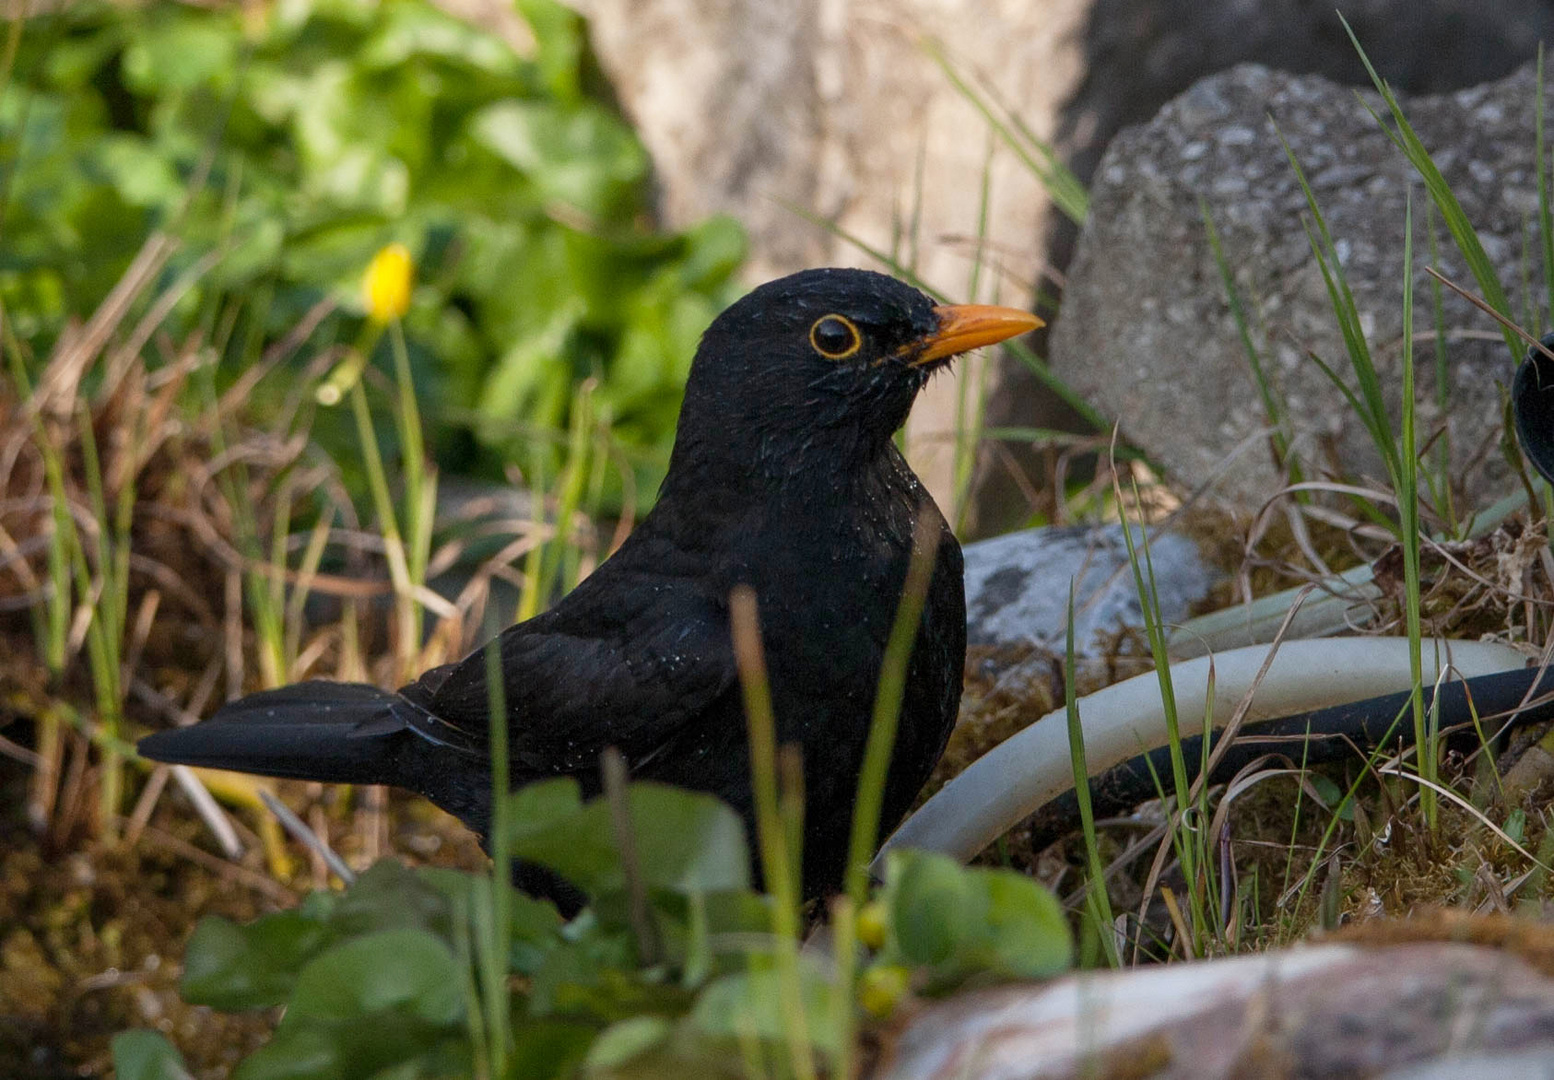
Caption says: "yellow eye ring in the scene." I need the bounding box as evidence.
[809,314,862,360]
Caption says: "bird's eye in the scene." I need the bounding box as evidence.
[809,314,862,360]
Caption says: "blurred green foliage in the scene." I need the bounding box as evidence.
[3,0,745,499]
[112,781,1073,1079]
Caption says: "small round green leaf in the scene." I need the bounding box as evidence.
[286,928,463,1025]
[978,869,1074,978]
[887,850,975,966]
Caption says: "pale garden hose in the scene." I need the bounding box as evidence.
[877,637,1541,868]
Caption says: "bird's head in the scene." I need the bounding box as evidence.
[670,268,1041,481]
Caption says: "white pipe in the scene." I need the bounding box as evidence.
[878,637,1530,868]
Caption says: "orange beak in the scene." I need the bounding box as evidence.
[904,304,1043,366]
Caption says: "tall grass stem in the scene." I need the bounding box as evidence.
[729,587,815,1080]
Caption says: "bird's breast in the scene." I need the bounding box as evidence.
[732,473,953,711]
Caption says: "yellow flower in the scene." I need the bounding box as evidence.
[363,243,413,322]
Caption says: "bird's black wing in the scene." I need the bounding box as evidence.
[410,565,738,776]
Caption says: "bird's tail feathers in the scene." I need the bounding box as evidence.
[137,681,411,786]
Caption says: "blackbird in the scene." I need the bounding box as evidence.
[139,268,1040,906]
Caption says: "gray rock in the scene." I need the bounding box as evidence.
[976,0,1554,536]
[568,0,1554,531]
[1386,1054,1554,1080]
[1051,61,1551,508]
[879,941,1554,1080]
[963,524,1215,658]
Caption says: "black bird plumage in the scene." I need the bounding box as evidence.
[138,268,1040,907]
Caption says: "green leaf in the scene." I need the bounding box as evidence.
[507,776,586,835]
[234,1013,466,1080]
[614,785,751,895]
[975,869,1073,979]
[181,861,468,1014]
[479,299,584,432]
[181,904,335,1010]
[887,849,974,966]
[511,1020,600,1079]
[112,1030,192,1080]
[1308,774,1343,810]
[286,928,463,1024]
[208,218,287,288]
[882,850,1072,983]
[121,9,239,93]
[361,2,526,73]
[525,921,638,1016]
[698,890,775,937]
[691,964,842,1055]
[1506,807,1528,845]
[599,279,717,418]
[515,0,587,102]
[470,100,647,220]
[45,24,127,88]
[506,782,751,899]
[415,863,564,974]
[1,0,743,529]
[585,1015,673,1070]
[330,859,452,939]
[677,216,747,291]
[91,136,182,208]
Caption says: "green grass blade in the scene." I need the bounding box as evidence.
[1425,201,1457,532]
[1398,194,1433,825]
[1002,338,1109,432]
[1279,128,1402,484]
[920,36,1089,223]
[1064,581,1119,967]
[389,320,429,648]
[1202,199,1303,486]
[1339,14,1519,361]
[845,514,941,906]
[729,588,815,1080]
[481,631,513,1074]
[536,379,595,618]
[1115,482,1200,942]
[953,134,998,530]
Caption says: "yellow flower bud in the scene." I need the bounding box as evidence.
[363,243,413,322]
[857,964,911,1018]
[856,900,889,950]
